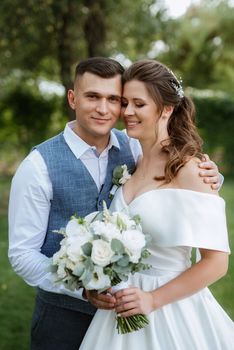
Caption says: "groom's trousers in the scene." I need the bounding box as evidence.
[31,290,94,350]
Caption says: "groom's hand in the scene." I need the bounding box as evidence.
[84,289,116,310]
[199,154,221,190]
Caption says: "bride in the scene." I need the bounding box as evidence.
[80,59,234,349]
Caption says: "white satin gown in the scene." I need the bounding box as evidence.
[80,188,234,350]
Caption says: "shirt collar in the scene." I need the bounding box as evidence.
[63,120,120,159]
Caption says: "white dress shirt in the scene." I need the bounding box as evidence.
[8,121,142,300]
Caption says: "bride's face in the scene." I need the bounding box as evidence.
[121,80,162,142]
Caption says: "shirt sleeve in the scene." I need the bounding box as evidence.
[8,150,87,301]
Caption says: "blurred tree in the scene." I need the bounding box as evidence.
[0,77,61,152]
[0,0,164,119]
[157,0,234,95]
[192,91,234,173]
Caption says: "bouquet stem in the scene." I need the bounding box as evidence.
[112,280,149,334]
[116,314,149,334]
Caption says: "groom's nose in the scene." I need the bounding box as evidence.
[96,98,108,115]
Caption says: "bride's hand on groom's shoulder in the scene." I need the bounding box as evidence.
[84,289,116,310]
[114,287,154,317]
[198,154,221,190]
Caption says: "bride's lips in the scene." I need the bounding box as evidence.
[124,120,141,128]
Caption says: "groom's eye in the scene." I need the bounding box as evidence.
[86,93,98,100]
[109,96,121,104]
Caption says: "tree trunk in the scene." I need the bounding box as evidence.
[83,1,107,57]
[57,0,75,121]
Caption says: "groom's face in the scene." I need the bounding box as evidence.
[68,72,122,145]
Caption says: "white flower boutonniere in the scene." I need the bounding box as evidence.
[109,164,131,199]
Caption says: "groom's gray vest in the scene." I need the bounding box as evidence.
[35,129,135,315]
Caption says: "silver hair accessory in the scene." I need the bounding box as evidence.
[168,68,184,98]
[171,79,184,98]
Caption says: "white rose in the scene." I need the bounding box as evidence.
[91,239,114,267]
[85,266,111,290]
[90,221,121,241]
[122,229,145,263]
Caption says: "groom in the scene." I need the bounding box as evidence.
[8,57,220,350]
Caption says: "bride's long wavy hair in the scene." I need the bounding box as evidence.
[122,60,203,183]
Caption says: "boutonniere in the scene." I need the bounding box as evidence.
[109,164,131,199]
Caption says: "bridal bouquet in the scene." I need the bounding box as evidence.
[51,203,151,334]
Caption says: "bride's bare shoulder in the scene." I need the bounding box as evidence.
[176,157,218,195]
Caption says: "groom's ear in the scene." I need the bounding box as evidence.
[67,89,76,110]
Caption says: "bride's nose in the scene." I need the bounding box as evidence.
[123,103,135,116]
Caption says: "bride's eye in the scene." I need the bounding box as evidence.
[135,103,145,108]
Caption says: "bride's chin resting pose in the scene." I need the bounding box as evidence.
[79,60,234,350]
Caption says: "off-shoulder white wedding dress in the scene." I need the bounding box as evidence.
[80,188,234,350]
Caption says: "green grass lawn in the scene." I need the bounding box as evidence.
[0,176,234,349]
[0,177,35,350]
[211,178,234,318]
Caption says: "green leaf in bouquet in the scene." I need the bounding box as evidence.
[116,273,128,282]
[103,267,115,281]
[80,269,92,284]
[65,276,81,291]
[72,264,85,277]
[117,254,129,267]
[82,274,92,286]
[111,254,123,263]
[81,242,93,256]
[111,239,125,255]
[141,249,151,259]
[83,257,94,271]
[92,234,102,240]
[131,262,151,273]
[48,264,58,273]
[112,263,131,274]
[132,214,141,225]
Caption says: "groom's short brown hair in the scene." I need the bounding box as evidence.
[75,57,124,80]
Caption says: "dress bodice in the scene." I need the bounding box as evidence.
[81,188,234,350]
[110,188,230,273]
